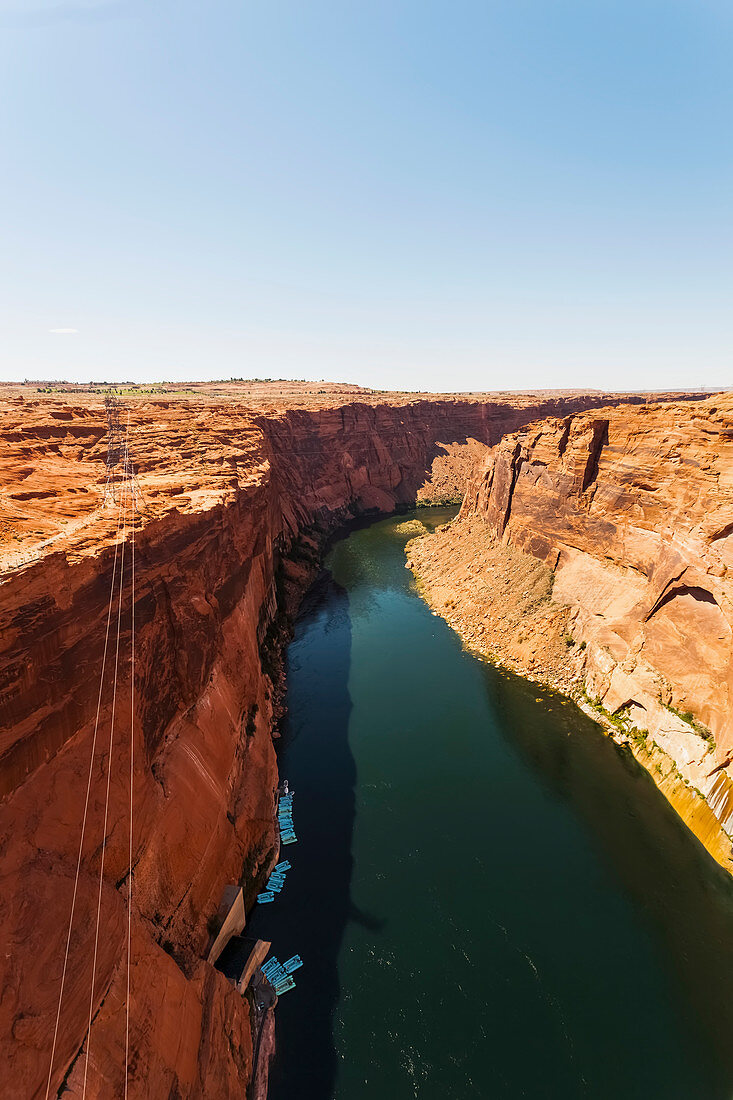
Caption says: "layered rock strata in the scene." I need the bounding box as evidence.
[410,392,733,856]
[416,439,490,505]
[0,388,714,1097]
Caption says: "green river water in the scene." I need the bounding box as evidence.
[248,507,733,1099]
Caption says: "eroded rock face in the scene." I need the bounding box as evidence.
[416,439,490,505]
[0,389,712,1097]
[2,487,278,1099]
[461,393,733,831]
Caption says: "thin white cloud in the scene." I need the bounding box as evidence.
[0,1,133,27]
[49,327,79,334]
[0,1,116,10]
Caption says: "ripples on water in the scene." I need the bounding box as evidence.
[248,508,733,1100]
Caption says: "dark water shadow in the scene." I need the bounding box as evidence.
[488,668,733,1091]
[245,562,357,1100]
[348,901,386,933]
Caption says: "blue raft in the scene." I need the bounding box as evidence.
[274,975,296,994]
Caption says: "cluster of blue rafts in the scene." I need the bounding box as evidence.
[261,954,303,995]
[278,793,296,845]
[256,859,291,904]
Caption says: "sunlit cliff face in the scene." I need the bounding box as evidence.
[460,393,733,832]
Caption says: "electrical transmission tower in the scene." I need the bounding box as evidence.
[103,395,124,504]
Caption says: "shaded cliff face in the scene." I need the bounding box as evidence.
[0,390,712,1098]
[460,393,733,831]
[1,487,280,1098]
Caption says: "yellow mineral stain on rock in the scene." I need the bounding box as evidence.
[633,742,733,871]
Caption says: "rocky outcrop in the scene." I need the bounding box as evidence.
[407,515,579,687]
[0,388,716,1098]
[416,439,490,505]
[456,393,733,836]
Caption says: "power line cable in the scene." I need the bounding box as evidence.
[44,480,127,1100]
[82,424,130,1097]
[124,425,136,1099]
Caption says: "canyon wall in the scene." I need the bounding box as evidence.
[0,389,710,1097]
[458,392,733,834]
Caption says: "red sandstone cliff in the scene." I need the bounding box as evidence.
[455,393,733,834]
[0,388,713,1097]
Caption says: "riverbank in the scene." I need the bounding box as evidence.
[257,507,733,1098]
[406,515,733,874]
[0,387,722,1097]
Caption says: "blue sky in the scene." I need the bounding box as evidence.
[1,0,731,391]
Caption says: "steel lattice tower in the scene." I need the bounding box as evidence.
[103,395,123,504]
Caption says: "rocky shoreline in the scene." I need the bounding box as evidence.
[406,513,733,873]
[0,385,721,1096]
